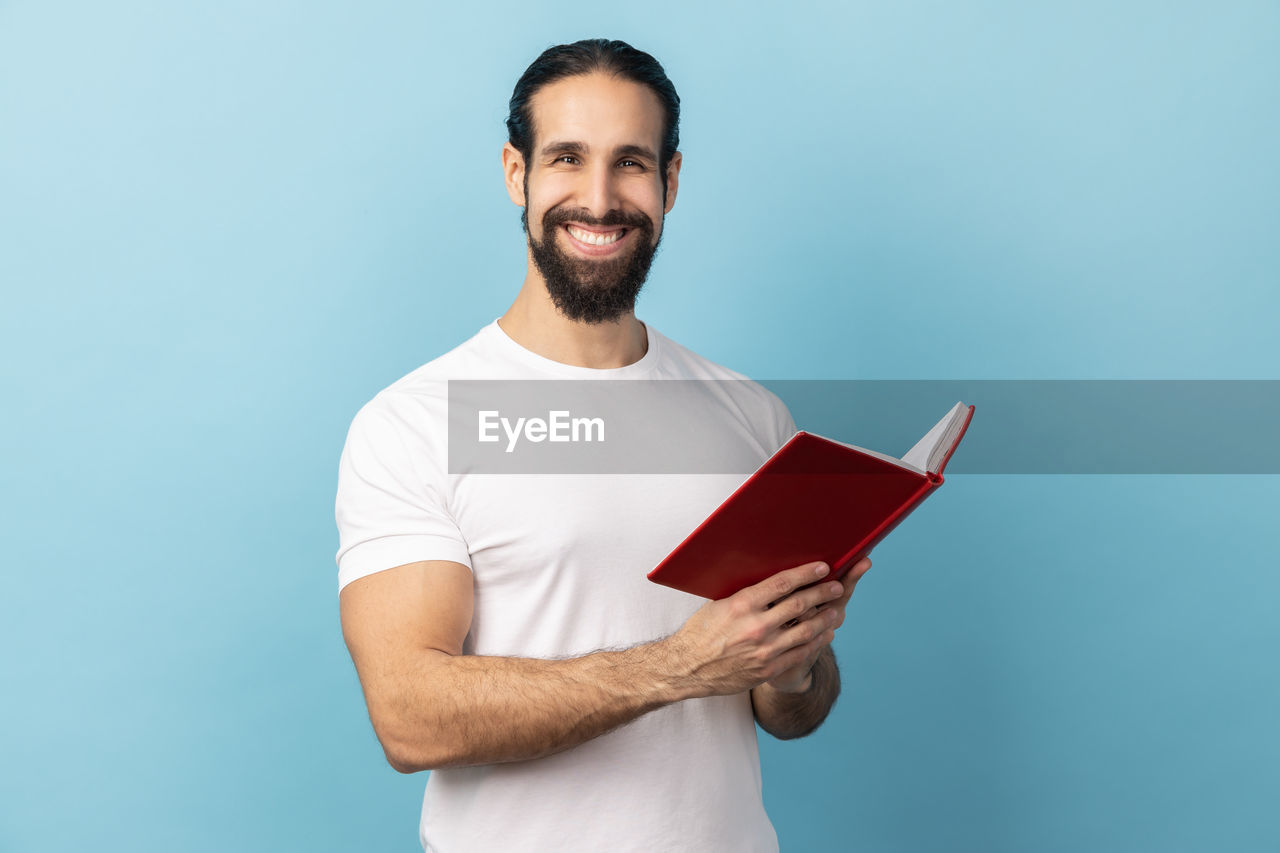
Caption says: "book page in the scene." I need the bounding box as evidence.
[902,401,968,473]
[830,437,926,475]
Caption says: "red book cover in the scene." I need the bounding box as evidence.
[647,403,975,600]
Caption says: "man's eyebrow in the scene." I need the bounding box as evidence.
[540,140,585,158]
[540,141,659,162]
[613,144,658,162]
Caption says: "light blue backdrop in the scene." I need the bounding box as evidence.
[2,1,1277,851]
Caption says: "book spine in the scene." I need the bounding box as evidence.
[831,473,943,578]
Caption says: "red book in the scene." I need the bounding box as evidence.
[647,402,975,600]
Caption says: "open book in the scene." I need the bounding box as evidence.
[647,402,975,600]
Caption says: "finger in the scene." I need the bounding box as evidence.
[743,561,832,611]
[773,622,836,668]
[781,595,842,630]
[784,557,871,622]
[818,564,868,630]
[837,574,859,606]
[767,581,844,629]
[796,625,836,662]
[830,558,872,602]
[774,605,840,652]
[788,603,822,625]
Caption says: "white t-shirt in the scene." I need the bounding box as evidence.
[335,318,796,853]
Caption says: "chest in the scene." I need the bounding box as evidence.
[446,474,749,655]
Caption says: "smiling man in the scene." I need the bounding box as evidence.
[335,39,871,853]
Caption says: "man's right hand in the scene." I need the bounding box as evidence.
[341,558,846,771]
[659,561,845,698]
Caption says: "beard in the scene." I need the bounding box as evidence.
[524,191,663,325]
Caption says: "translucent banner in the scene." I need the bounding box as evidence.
[445,380,1280,474]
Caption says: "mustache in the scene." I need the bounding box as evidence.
[542,206,654,232]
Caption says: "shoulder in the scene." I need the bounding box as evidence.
[346,320,511,430]
[337,329,479,475]
[382,322,502,395]
[648,325,752,382]
[647,325,797,449]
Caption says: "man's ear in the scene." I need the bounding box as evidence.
[663,151,682,215]
[502,142,526,207]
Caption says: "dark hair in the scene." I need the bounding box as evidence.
[506,39,681,196]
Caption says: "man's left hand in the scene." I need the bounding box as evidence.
[764,556,872,693]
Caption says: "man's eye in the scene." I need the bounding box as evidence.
[555,155,579,165]
[619,159,645,169]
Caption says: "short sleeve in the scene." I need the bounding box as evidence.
[334,397,472,591]
[765,386,798,454]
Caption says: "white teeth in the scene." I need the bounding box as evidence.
[568,225,622,246]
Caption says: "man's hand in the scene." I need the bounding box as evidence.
[660,559,865,698]
[764,556,872,693]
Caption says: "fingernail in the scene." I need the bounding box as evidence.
[814,562,829,576]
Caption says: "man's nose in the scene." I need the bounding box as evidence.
[580,162,622,219]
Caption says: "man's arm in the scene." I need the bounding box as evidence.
[340,558,844,772]
[750,646,840,739]
[749,556,872,739]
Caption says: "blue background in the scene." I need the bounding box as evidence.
[2,1,1277,851]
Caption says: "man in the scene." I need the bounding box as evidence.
[335,39,872,852]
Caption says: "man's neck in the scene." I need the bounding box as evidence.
[498,271,649,369]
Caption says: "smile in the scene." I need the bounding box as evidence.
[565,224,627,248]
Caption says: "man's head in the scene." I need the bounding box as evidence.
[502,39,683,324]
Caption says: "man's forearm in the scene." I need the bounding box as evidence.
[750,646,841,739]
[353,560,851,772]
[371,641,692,772]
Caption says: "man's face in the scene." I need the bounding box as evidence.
[509,73,680,324]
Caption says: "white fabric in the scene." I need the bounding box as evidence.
[335,318,796,853]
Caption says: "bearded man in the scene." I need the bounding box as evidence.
[335,38,872,853]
